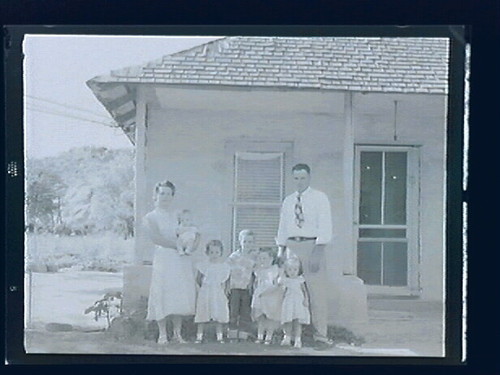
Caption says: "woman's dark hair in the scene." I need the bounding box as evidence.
[154,180,176,196]
[292,163,311,174]
[205,239,224,255]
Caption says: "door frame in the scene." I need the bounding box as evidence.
[353,144,421,296]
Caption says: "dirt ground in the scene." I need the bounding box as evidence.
[24,329,358,356]
[349,298,444,357]
[23,271,444,358]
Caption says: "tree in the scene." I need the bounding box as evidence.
[26,168,66,231]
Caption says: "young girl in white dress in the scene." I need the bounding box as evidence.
[279,257,311,348]
[194,240,231,343]
[251,247,284,344]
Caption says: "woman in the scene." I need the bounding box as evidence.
[144,180,199,344]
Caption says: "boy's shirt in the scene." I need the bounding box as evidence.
[227,249,256,290]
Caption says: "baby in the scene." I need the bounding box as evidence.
[176,209,199,256]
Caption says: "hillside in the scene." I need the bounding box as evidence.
[26,147,135,237]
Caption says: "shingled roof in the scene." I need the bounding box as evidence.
[87,36,450,142]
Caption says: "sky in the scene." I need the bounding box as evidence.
[24,35,221,159]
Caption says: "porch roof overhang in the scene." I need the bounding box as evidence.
[86,36,450,144]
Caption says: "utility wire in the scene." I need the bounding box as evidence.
[25,95,112,119]
[26,106,121,128]
[27,105,117,127]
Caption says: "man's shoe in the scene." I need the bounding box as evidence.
[313,335,334,345]
[157,335,169,345]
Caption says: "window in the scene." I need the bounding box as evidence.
[232,152,285,248]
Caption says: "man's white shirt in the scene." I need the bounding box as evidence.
[276,187,333,246]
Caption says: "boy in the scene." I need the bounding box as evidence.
[226,229,257,338]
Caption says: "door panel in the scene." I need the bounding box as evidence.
[359,152,383,225]
[384,152,407,224]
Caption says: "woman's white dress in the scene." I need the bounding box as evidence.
[145,209,196,321]
[194,261,231,323]
[281,275,311,324]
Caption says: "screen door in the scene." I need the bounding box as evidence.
[354,146,420,294]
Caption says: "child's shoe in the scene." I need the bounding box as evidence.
[293,338,302,348]
[172,334,187,344]
[216,334,225,343]
[194,334,203,344]
[280,335,291,346]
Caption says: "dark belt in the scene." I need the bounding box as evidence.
[288,236,317,242]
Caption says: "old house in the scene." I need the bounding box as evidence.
[87,37,449,328]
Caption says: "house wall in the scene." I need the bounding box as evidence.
[134,85,446,301]
[136,86,347,275]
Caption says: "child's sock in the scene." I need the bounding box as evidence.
[264,331,273,344]
[257,326,264,341]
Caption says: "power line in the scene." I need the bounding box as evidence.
[27,105,117,127]
[25,95,112,120]
[26,106,121,128]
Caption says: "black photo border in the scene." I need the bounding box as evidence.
[4,24,466,366]
[2,0,497,368]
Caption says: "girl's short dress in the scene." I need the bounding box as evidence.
[195,261,231,323]
[281,276,311,324]
[251,265,284,322]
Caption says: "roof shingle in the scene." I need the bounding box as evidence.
[87,36,450,142]
[90,36,449,94]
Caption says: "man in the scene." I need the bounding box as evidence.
[276,163,333,344]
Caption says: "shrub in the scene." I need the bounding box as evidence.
[84,291,123,328]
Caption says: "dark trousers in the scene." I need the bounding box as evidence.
[229,288,252,330]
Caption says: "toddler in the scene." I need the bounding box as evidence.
[176,209,199,256]
[194,240,231,343]
[279,257,311,348]
[251,247,284,344]
[227,229,257,334]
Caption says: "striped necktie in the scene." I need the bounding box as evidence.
[295,193,304,228]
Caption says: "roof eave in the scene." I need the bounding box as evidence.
[87,77,137,145]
